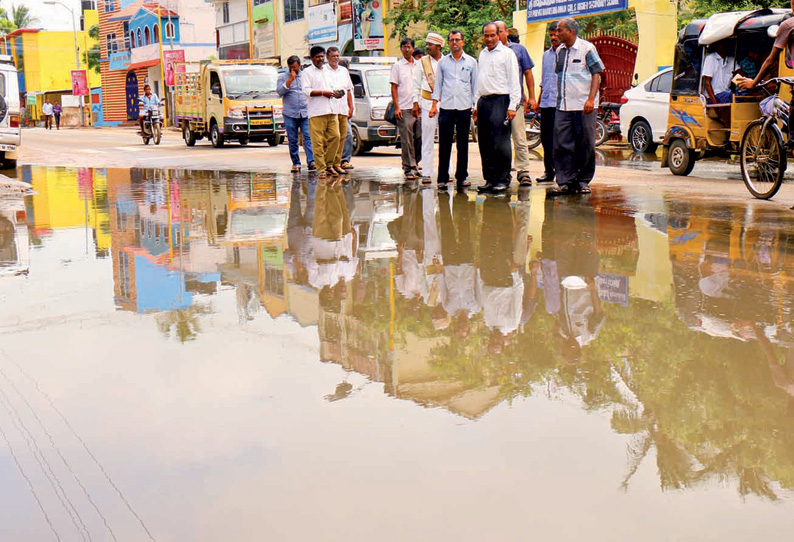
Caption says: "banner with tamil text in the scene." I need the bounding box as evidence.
[527,0,628,24]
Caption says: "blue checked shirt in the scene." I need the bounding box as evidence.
[277,70,309,118]
[556,38,604,112]
[431,52,478,110]
[539,47,558,108]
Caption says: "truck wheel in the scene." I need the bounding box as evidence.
[183,123,196,147]
[267,135,282,147]
[210,123,224,148]
[239,137,249,146]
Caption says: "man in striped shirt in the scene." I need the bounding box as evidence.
[550,18,604,196]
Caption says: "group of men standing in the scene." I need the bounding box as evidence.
[277,46,356,178]
[390,17,604,196]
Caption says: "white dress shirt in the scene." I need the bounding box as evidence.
[302,64,335,118]
[325,64,354,116]
[476,269,524,335]
[702,52,735,96]
[389,57,420,110]
[474,42,521,112]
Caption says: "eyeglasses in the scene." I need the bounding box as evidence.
[449,38,463,42]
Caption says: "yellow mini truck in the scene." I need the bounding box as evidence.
[662,9,794,176]
[174,60,286,148]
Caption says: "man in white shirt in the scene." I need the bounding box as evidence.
[302,45,346,179]
[473,22,521,194]
[415,32,444,183]
[42,99,54,130]
[326,47,354,173]
[702,40,735,105]
[390,37,422,180]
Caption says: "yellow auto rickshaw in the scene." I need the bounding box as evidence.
[661,9,794,178]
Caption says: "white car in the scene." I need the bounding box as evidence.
[619,67,672,153]
[0,55,20,169]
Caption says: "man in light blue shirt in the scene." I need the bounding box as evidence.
[429,29,478,190]
[278,55,315,172]
[138,84,160,135]
[536,21,560,183]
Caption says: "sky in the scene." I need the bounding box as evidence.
[2,0,85,32]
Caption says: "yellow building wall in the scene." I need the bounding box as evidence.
[32,31,94,92]
[30,167,92,230]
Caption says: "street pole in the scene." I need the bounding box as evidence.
[44,1,84,127]
[157,4,167,126]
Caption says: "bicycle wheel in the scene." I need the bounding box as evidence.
[740,118,786,200]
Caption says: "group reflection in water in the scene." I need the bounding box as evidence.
[19,165,794,499]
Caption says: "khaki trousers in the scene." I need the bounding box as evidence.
[336,114,348,164]
[309,114,341,171]
[511,104,531,176]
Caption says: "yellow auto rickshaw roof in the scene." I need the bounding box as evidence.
[699,8,790,45]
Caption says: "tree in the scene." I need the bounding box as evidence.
[385,0,516,54]
[87,24,100,74]
[3,3,37,29]
[0,7,15,34]
[679,0,790,27]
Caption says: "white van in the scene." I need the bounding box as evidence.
[0,55,20,169]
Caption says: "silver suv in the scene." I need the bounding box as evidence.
[347,58,398,155]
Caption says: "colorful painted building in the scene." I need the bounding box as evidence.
[97,0,215,124]
[0,9,100,125]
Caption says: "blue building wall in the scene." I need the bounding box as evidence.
[129,10,180,49]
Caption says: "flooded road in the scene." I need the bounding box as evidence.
[2,165,794,541]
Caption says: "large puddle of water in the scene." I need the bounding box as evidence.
[1,166,793,540]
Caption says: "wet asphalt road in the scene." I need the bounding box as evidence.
[1,164,793,540]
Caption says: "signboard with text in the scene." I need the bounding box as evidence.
[71,70,89,96]
[527,0,628,24]
[353,0,384,51]
[109,51,131,71]
[308,3,337,43]
[163,49,186,86]
[252,0,277,58]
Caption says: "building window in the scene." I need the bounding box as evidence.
[144,26,151,45]
[284,0,304,23]
[136,29,142,48]
[222,2,230,24]
[106,32,118,54]
[153,24,159,43]
[123,21,130,49]
[165,22,175,39]
[104,0,116,12]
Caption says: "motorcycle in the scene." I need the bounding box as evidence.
[525,110,542,150]
[140,100,164,145]
[596,101,622,147]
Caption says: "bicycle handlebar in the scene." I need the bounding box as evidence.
[759,76,794,87]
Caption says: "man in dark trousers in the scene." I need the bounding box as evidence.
[473,22,521,194]
[536,22,560,184]
[550,18,604,196]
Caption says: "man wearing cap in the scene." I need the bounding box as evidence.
[415,32,445,183]
[496,21,537,187]
[473,22,521,194]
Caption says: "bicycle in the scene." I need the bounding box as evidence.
[739,77,792,199]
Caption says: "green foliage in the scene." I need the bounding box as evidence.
[679,0,791,28]
[4,3,37,29]
[87,24,100,75]
[384,0,515,55]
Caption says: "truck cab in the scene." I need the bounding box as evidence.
[176,60,286,148]
[0,55,21,169]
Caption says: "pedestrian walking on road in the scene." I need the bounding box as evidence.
[52,103,62,130]
[278,55,316,173]
[326,47,355,172]
[390,38,422,180]
[473,22,521,194]
[496,21,537,187]
[303,46,345,180]
[416,32,444,183]
[536,21,560,184]
[430,29,477,191]
[550,18,604,196]
[339,58,356,169]
[42,99,53,130]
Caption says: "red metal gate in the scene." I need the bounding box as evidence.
[589,35,638,104]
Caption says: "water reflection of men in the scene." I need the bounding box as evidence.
[477,197,524,354]
[541,198,604,362]
[311,181,358,313]
[439,191,479,337]
[286,179,317,286]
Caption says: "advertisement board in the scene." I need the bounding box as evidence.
[353,0,384,51]
[71,70,89,96]
[163,49,186,86]
[308,3,338,44]
[252,0,276,58]
[527,0,628,24]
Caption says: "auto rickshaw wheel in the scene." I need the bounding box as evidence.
[668,139,696,176]
[740,118,785,200]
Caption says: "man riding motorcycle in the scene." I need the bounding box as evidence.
[138,84,161,135]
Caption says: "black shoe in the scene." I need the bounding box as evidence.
[547,185,576,197]
[536,175,554,184]
[477,183,495,194]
